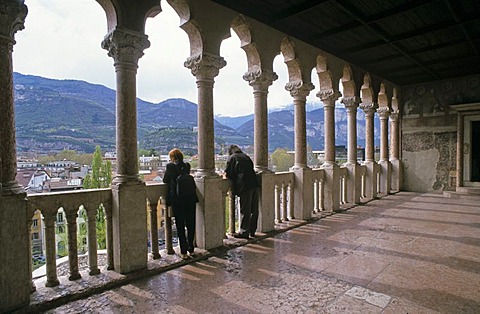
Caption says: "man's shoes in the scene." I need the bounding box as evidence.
[233,232,250,239]
[179,253,189,260]
[188,250,195,257]
[250,233,256,238]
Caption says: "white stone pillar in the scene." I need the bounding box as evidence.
[360,103,378,199]
[286,81,314,220]
[185,53,226,178]
[389,111,402,191]
[378,107,391,194]
[0,2,30,312]
[102,28,149,273]
[244,69,277,232]
[319,90,341,213]
[243,69,278,172]
[185,53,226,249]
[342,96,362,204]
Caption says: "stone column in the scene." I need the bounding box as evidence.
[0,2,30,312]
[185,53,226,249]
[456,113,464,188]
[378,107,391,194]
[389,111,402,191]
[360,103,378,199]
[243,69,277,233]
[342,96,361,204]
[286,81,314,169]
[102,28,149,273]
[319,90,342,213]
[185,53,226,178]
[286,81,314,220]
[243,69,278,172]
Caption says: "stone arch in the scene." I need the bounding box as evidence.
[360,73,374,104]
[280,37,302,82]
[391,87,400,112]
[167,0,204,56]
[315,52,343,96]
[231,15,261,73]
[96,0,160,33]
[341,64,356,98]
[378,82,391,109]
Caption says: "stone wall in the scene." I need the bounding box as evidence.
[401,74,480,192]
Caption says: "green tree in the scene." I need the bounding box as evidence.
[271,148,294,172]
[80,146,110,250]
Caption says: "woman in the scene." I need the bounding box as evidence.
[163,148,198,259]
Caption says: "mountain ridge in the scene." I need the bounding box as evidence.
[13,72,379,154]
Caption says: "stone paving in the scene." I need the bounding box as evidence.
[24,192,480,313]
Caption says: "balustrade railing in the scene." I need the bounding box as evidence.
[339,166,348,205]
[272,171,294,223]
[312,168,325,216]
[28,189,112,287]
[145,183,170,257]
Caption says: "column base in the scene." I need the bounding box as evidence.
[257,172,276,232]
[378,160,392,194]
[292,167,313,220]
[111,181,147,274]
[0,193,31,313]
[321,163,339,213]
[363,161,378,200]
[346,162,362,204]
[195,176,225,249]
[390,159,403,191]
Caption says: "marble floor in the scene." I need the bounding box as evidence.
[30,192,480,313]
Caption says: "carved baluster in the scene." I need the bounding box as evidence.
[281,183,288,221]
[287,182,294,219]
[43,211,59,287]
[275,184,281,223]
[66,209,80,280]
[164,204,174,255]
[148,199,160,259]
[86,207,100,275]
[228,189,236,235]
[313,179,319,213]
[104,203,114,270]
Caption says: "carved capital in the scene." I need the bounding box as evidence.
[285,81,315,99]
[389,111,399,122]
[341,96,360,111]
[0,0,27,43]
[316,89,342,106]
[360,102,378,115]
[101,29,150,66]
[243,68,278,91]
[377,106,391,118]
[184,53,226,78]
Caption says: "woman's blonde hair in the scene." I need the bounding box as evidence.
[169,148,184,162]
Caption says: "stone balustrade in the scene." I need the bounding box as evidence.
[21,162,386,300]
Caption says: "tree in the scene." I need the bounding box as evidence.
[80,146,111,250]
[271,148,294,172]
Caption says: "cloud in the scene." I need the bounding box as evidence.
[13,0,317,117]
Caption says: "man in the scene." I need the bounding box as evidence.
[225,144,259,239]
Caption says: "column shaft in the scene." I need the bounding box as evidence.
[196,77,215,174]
[185,53,226,177]
[253,89,269,170]
[390,113,399,160]
[0,37,21,193]
[324,101,336,164]
[294,99,307,168]
[379,110,390,162]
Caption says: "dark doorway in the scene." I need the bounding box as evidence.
[472,121,480,182]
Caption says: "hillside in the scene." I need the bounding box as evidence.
[14,72,379,155]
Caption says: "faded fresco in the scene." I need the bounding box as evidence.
[401,75,480,192]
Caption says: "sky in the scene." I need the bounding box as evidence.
[12,0,320,117]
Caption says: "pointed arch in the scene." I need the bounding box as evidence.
[360,73,374,104]
[378,82,391,109]
[280,37,302,82]
[341,64,356,98]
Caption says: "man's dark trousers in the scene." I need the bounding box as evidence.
[239,187,259,235]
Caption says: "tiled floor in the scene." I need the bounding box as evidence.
[37,192,480,313]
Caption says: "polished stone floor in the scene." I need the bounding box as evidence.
[43,192,480,313]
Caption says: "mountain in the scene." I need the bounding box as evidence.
[13,72,379,155]
[13,73,245,154]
